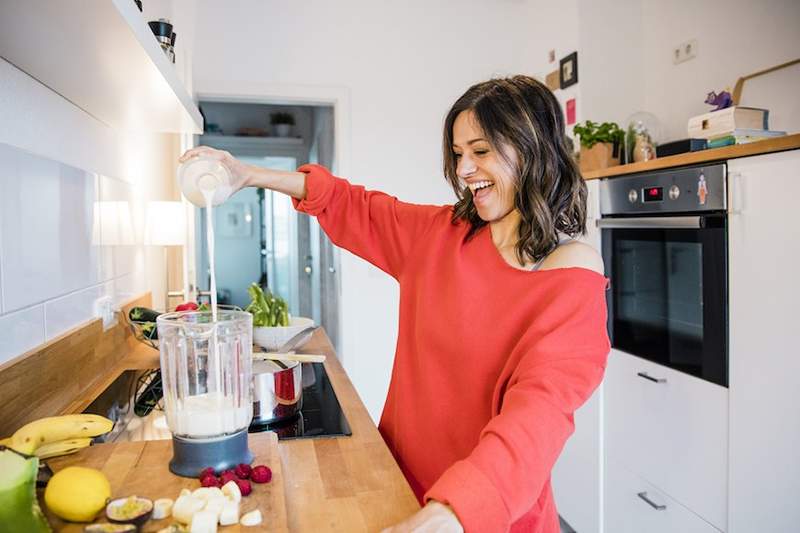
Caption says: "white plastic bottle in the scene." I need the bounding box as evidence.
[177,156,233,207]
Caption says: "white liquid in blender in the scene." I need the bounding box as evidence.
[169,392,251,438]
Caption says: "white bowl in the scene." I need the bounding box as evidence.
[253,316,315,351]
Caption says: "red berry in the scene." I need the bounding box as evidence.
[234,463,252,479]
[200,474,220,487]
[250,465,272,484]
[235,478,252,496]
[199,467,216,480]
[219,470,237,485]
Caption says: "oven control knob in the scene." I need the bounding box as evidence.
[628,189,638,203]
[669,185,680,200]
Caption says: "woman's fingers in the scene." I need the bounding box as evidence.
[178,145,222,163]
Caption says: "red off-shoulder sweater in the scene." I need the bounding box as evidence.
[293,164,610,533]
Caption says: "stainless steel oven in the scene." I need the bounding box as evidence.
[599,164,728,387]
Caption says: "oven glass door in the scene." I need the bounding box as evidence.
[602,215,727,386]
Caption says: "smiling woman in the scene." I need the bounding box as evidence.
[179,74,609,533]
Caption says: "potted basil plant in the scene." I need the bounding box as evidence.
[572,120,624,172]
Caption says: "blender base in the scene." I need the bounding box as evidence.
[169,429,253,477]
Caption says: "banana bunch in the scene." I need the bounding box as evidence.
[2,414,113,458]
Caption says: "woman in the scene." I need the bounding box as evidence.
[180,75,610,533]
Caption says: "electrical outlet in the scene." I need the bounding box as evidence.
[93,295,115,330]
[673,39,698,64]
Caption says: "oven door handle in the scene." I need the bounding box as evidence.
[597,216,702,229]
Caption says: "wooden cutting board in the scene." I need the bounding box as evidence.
[40,432,288,532]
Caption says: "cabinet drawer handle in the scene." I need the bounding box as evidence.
[637,371,666,383]
[637,491,667,510]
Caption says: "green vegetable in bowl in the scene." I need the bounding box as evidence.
[246,283,289,327]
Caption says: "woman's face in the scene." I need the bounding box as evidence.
[452,110,519,223]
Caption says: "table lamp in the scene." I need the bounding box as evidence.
[144,201,187,311]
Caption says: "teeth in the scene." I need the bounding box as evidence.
[468,180,493,192]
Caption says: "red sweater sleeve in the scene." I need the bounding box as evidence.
[292,164,445,279]
[424,274,610,532]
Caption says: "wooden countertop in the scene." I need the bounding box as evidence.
[582,133,800,180]
[61,329,421,532]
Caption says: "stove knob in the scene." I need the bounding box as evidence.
[628,189,638,203]
[669,185,680,200]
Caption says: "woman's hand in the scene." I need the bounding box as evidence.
[178,145,251,193]
[381,501,464,533]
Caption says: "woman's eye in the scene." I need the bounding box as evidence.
[474,150,488,156]
[454,153,462,159]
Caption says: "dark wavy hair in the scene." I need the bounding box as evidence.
[442,75,587,265]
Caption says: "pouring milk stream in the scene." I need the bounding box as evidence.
[175,156,245,437]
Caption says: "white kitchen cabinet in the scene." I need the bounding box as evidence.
[605,349,728,531]
[0,0,202,133]
[727,151,800,533]
[552,178,604,533]
[605,457,723,533]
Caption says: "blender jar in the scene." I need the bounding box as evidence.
[157,309,253,477]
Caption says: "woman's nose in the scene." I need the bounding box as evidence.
[457,155,476,178]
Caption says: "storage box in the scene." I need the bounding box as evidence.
[656,138,708,158]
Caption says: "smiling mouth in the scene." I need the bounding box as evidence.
[468,180,494,194]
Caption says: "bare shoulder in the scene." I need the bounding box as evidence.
[539,240,605,275]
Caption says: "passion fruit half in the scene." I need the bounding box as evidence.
[105,496,153,526]
[84,524,136,532]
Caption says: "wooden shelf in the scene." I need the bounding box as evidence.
[0,0,203,134]
[583,133,800,180]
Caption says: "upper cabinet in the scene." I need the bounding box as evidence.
[0,0,203,134]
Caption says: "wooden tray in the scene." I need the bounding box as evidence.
[41,432,288,532]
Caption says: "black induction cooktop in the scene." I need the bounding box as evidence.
[84,362,351,442]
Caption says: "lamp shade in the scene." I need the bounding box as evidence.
[92,201,135,246]
[144,201,186,246]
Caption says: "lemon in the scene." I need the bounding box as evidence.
[44,466,111,522]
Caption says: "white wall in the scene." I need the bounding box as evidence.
[0,53,181,365]
[193,0,578,421]
[575,0,800,142]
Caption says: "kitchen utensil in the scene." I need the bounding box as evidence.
[252,359,302,425]
[254,351,326,364]
[277,325,318,353]
[253,317,315,351]
[43,433,288,532]
[156,309,253,477]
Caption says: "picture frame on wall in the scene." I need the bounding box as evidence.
[559,51,578,89]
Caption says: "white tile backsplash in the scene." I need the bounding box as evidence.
[0,146,98,311]
[44,282,114,341]
[0,305,45,367]
[99,175,142,280]
[0,143,145,364]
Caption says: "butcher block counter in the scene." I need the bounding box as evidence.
[44,329,420,532]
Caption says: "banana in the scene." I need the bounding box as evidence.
[0,437,11,446]
[34,438,93,460]
[9,415,113,455]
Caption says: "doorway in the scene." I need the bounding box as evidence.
[193,100,340,350]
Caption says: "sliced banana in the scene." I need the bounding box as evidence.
[152,498,174,520]
[240,509,262,527]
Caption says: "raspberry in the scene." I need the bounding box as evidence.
[236,478,252,496]
[199,467,216,480]
[250,465,272,484]
[200,474,220,487]
[235,463,252,479]
[219,470,237,485]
